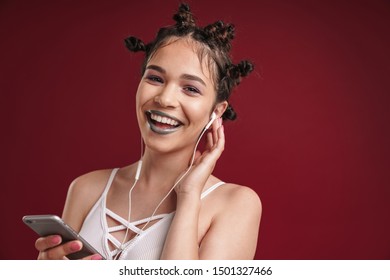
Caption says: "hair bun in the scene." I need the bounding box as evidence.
[237,60,254,77]
[173,3,196,33]
[228,60,254,86]
[124,36,147,52]
[222,104,237,121]
[203,21,235,51]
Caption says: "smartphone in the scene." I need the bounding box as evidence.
[22,214,104,260]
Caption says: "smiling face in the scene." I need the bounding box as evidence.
[135,37,224,155]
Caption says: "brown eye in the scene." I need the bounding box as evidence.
[184,86,200,95]
[146,75,164,83]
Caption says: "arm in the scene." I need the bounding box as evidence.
[161,183,261,259]
[160,119,262,259]
[161,119,224,259]
[160,193,202,259]
[199,186,261,259]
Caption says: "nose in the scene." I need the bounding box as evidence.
[154,83,179,108]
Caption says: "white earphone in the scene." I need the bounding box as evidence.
[204,112,217,131]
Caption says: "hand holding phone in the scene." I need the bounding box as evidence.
[23,214,104,260]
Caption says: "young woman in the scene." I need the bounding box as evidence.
[35,3,262,260]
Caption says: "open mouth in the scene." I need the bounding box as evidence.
[146,110,183,135]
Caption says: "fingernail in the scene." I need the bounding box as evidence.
[219,117,223,125]
[91,254,102,260]
[51,235,61,245]
[70,241,82,252]
[221,125,224,132]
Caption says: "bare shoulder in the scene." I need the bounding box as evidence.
[219,183,262,216]
[203,180,262,224]
[67,169,113,200]
[199,182,262,259]
[62,169,114,230]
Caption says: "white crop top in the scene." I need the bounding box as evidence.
[79,168,225,260]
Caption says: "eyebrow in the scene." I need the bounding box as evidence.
[181,74,206,87]
[146,64,206,87]
[146,65,166,74]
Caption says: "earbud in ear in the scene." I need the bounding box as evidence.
[205,112,217,130]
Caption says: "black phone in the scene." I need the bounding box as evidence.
[22,214,104,260]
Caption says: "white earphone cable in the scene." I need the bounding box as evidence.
[113,137,143,260]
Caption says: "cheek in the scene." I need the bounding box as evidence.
[136,83,153,109]
[135,82,142,104]
[135,84,149,123]
[183,100,213,126]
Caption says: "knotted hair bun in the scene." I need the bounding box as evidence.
[124,36,147,52]
[203,21,235,51]
[228,60,254,86]
[236,60,254,77]
[222,104,237,121]
[172,3,196,34]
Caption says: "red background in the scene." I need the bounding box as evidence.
[1,0,389,259]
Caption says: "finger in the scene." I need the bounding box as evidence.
[41,240,83,260]
[214,124,225,154]
[35,235,62,252]
[211,118,220,145]
[206,131,213,150]
[197,125,225,167]
[82,253,103,260]
[208,124,225,157]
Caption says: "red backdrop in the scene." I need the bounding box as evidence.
[1,0,389,259]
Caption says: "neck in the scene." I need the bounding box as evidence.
[138,146,195,190]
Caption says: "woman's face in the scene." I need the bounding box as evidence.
[136,38,218,154]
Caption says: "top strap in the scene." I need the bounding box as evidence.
[102,168,120,196]
[201,181,225,199]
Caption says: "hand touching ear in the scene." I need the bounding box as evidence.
[175,117,224,197]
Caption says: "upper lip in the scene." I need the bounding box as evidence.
[146,110,184,125]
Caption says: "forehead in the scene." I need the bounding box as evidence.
[147,37,215,83]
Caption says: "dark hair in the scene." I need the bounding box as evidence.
[124,3,253,121]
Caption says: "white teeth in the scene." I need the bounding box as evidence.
[168,119,178,126]
[150,113,179,126]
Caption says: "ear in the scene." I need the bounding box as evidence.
[213,101,228,118]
